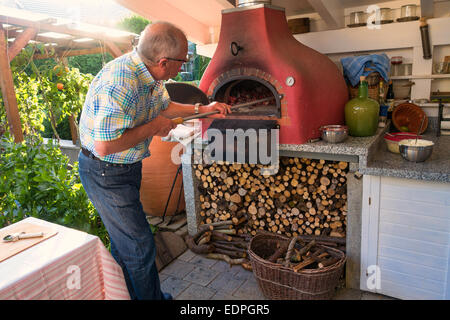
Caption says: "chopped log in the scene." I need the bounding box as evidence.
[214,229,237,235]
[293,250,329,272]
[214,248,247,258]
[185,234,214,254]
[267,241,289,263]
[206,253,247,266]
[197,232,211,245]
[213,242,248,253]
[241,261,253,271]
[318,257,340,268]
[230,193,242,203]
[212,231,233,242]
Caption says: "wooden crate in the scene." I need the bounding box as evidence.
[288,18,310,34]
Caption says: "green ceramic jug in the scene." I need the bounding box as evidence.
[345,76,380,137]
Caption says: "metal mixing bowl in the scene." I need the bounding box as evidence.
[398,139,434,162]
[320,125,348,143]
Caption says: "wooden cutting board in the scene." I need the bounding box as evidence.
[0,222,58,263]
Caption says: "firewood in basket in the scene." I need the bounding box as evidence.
[293,250,329,272]
[318,256,340,268]
[267,241,289,263]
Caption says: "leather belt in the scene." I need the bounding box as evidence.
[81,148,100,161]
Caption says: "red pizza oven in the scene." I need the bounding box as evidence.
[199,3,348,145]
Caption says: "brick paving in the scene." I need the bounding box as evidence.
[159,249,395,300]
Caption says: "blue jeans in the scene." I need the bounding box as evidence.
[78,151,164,300]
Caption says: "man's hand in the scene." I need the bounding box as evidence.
[199,101,232,118]
[151,115,177,137]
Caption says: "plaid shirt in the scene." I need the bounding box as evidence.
[79,49,171,163]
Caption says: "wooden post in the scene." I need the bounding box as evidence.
[0,26,23,142]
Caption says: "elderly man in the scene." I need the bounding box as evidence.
[78,21,230,300]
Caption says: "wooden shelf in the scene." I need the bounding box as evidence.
[390,74,450,80]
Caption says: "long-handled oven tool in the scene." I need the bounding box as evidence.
[171,96,277,125]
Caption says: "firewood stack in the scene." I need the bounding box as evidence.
[194,157,348,239]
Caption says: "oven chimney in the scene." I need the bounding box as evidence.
[237,0,272,7]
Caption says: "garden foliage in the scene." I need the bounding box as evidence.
[0,133,109,246]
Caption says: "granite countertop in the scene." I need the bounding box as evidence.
[280,128,383,157]
[359,133,450,183]
[281,123,450,183]
[190,121,449,183]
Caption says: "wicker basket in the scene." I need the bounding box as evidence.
[392,102,428,134]
[348,71,388,101]
[248,233,346,300]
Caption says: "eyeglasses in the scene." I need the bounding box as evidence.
[161,55,190,63]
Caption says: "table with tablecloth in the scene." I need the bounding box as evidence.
[0,217,130,300]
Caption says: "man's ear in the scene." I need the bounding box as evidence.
[158,58,168,69]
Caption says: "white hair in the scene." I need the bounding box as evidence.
[137,21,186,64]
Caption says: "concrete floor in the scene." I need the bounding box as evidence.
[159,249,396,300]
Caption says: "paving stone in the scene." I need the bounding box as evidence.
[176,283,217,300]
[211,290,243,300]
[189,255,218,268]
[232,277,267,300]
[333,288,363,300]
[177,249,196,262]
[361,291,395,300]
[207,270,248,294]
[160,275,192,299]
[159,273,169,283]
[210,260,243,274]
[160,259,196,279]
[183,266,220,286]
[232,266,254,281]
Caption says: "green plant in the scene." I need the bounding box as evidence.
[193,54,211,80]
[117,15,150,34]
[0,133,109,246]
[68,53,114,76]
[4,44,93,141]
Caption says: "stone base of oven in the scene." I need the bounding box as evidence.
[181,153,363,290]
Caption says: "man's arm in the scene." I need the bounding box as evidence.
[94,101,231,157]
[94,115,176,156]
[160,101,231,119]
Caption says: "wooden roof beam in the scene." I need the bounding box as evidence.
[104,41,123,58]
[7,27,38,61]
[307,0,344,30]
[0,15,134,45]
[33,47,105,60]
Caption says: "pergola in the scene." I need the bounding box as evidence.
[0,6,137,143]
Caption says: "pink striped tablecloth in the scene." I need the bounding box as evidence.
[0,217,130,300]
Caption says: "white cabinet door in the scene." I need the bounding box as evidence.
[361,175,450,300]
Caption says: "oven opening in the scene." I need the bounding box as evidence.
[212,76,281,118]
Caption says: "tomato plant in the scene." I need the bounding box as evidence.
[0,43,93,140]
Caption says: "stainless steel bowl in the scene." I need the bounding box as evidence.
[398,139,434,162]
[320,125,348,143]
